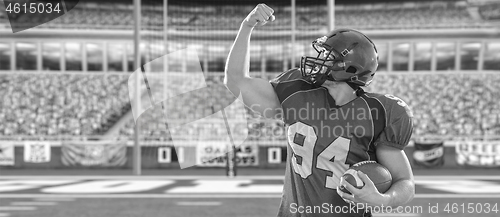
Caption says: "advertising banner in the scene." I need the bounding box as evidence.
[24,141,51,163]
[196,141,258,167]
[456,141,500,167]
[0,142,15,165]
[62,140,127,167]
[413,141,444,168]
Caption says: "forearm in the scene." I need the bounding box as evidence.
[380,179,415,207]
[221,4,281,119]
[224,24,254,84]
[374,145,415,207]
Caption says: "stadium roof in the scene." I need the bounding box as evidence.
[112,0,463,5]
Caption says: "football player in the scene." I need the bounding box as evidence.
[224,4,415,217]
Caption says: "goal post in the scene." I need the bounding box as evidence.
[133,0,142,176]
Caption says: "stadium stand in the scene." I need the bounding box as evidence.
[0,1,495,31]
[118,73,500,141]
[0,74,130,139]
[366,73,500,138]
[0,72,498,141]
[0,1,499,144]
[478,3,500,20]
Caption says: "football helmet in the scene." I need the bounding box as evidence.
[300,28,378,88]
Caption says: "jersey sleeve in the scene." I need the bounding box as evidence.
[374,94,414,150]
[269,68,302,88]
[269,69,314,104]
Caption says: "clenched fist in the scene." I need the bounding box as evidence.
[242,4,275,28]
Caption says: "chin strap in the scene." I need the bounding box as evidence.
[347,82,365,96]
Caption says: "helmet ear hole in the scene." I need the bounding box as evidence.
[346,66,357,73]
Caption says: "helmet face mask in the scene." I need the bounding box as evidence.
[300,51,345,86]
[300,28,379,88]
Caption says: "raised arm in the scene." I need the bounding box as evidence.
[224,4,282,119]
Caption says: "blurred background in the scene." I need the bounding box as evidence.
[0,0,499,216]
[0,0,499,172]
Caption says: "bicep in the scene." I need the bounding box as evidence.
[225,76,282,119]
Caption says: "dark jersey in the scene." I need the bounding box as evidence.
[270,69,413,217]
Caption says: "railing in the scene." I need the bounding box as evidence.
[2,134,499,142]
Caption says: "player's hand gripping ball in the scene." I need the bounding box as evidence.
[243,4,275,28]
[339,161,392,195]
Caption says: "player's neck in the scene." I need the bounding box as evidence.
[325,84,357,106]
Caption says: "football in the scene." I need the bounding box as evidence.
[339,161,392,194]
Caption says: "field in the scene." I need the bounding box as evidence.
[1,169,500,217]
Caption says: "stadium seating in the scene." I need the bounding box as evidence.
[0,1,492,31]
[479,3,500,20]
[1,0,498,142]
[366,73,500,138]
[119,73,500,141]
[0,74,130,139]
[0,72,498,141]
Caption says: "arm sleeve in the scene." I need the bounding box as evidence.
[269,69,316,105]
[269,69,298,89]
[374,99,414,150]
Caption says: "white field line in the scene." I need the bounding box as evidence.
[0,194,500,199]
[176,201,222,206]
[415,194,500,198]
[11,202,57,206]
[33,198,75,202]
[0,176,499,180]
[0,194,281,198]
[0,207,36,211]
[0,176,285,180]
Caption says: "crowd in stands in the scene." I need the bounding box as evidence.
[1,0,499,142]
[0,1,493,31]
[479,3,500,21]
[0,73,499,141]
[365,73,500,139]
[120,73,500,141]
[0,74,129,139]
[334,6,477,29]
